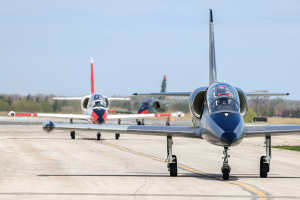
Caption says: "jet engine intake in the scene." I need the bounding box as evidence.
[235,87,248,117]
[153,100,168,112]
[104,97,110,110]
[81,96,90,110]
[189,87,208,119]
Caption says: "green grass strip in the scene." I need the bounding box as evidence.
[272,145,300,152]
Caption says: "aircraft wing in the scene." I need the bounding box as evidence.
[133,92,290,97]
[133,92,191,97]
[52,97,83,100]
[107,112,184,120]
[245,125,300,137]
[245,92,289,97]
[42,121,201,138]
[8,111,90,120]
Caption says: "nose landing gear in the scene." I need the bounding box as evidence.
[221,147,231,180]
[166,135,177,176]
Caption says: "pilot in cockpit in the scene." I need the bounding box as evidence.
[91,95,106,109]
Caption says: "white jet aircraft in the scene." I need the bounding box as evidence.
[9,57,184,140]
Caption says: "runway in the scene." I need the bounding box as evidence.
[0,118,300,199]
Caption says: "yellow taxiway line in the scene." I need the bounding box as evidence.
[76,133,266,200]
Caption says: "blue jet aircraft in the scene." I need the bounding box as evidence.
[42,10,298,180]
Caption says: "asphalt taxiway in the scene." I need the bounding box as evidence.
[0,117,300,199]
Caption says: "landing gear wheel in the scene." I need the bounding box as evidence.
[260,156,268,178]
[115,133,120,140]
[169,155,177,177]
[166,122,170,126]
[97,133,101,140]
[222,169,229,180]
[71,131,75,139]
[137,121,141,125]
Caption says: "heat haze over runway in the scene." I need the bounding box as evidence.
[0,118,300,199]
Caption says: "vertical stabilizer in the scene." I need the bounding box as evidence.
[89,57,95,95]
[159,75,167,100]
[209,9,217,86]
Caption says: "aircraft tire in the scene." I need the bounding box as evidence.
[115,133,120,140]
[166,122,170,126]
[137,121,141,125]
[169,155,177,177]
[260,156,268,178]
[222,169,229,180]
[97,133,101,140]
[71,131,75,139]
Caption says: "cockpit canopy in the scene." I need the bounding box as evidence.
[207,83,240,114]
[90,94,106,109]
[139,98,154,110]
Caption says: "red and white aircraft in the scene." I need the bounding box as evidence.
[8,57,184,140]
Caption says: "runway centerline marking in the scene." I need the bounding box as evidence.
[76,133,266,200]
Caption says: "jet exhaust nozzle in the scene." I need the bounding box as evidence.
[42,121,55,134]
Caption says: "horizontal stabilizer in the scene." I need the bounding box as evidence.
[133,92,191,97]
[245,92,289,97]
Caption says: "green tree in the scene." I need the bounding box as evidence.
[0,99,11,111]
[7,95,12,106]
[243,108,257,123]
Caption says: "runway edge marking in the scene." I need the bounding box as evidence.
[76,133,266,199]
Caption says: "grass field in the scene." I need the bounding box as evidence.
[266,117,300,125]
[272,145,300,152]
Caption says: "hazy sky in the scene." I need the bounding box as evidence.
[1,1,300,99]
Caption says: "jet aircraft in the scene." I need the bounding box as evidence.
[42,10,296,180]
[9,57,184,140]
[110,75,171,125]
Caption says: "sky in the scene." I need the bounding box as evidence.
[1,1,300,99]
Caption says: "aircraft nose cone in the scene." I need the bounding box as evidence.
[137,109,149,114]
[221,131,238,145]
[97,118,105,124]
[92,109,107,124]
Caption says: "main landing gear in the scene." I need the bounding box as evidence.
[136,118,145,125]
[221,147,231,180]
[115,119,121,140]
[70,119,75,139]
[166,117,170,126]
[166,135,177,176]
[260,136,271,178]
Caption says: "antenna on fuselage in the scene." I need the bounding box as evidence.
[89,57,95,95]
[208,9,217,86]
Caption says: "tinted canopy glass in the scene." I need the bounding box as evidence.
[207,83,239,114]
[90,94,106,108]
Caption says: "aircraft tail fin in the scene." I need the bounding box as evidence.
[209,9,217,86]
[159,75,167,100]
[89,57,95,95]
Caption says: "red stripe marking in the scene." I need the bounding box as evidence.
[155,113,171,117]
[140,110,149,114]
[16,113,37,116]
[91,63,95,95]
[107,110,116,113]
[102,111,108,121]
[91,111,99,124]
